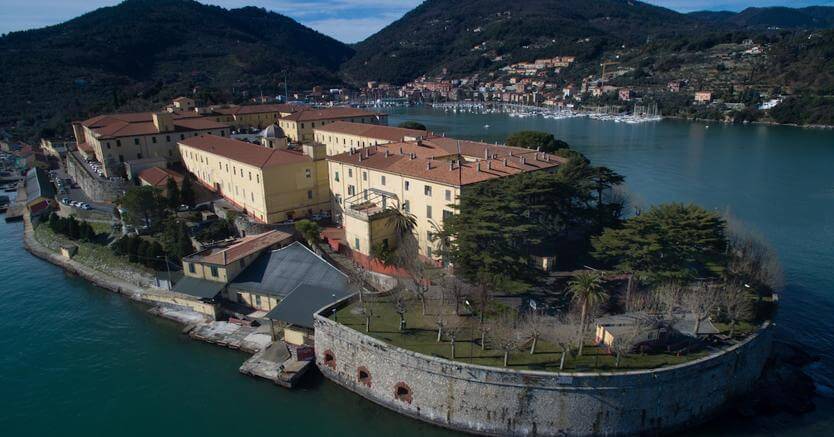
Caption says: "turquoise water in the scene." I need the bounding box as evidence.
[1,108,833,435]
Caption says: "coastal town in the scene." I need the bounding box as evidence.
[0,88,793,434]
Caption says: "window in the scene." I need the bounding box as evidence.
[426,205,432,219]
[166,135,171,142]
[180,134,185,140]
[301,123,305,129]
[334,171,340,182]
[151,136,157,144]
[307,190,313,199]
[348,185,355,196]
[357,367,371,387]
[134,138,139,145]
[210,266,218,277]
[256,175,260,183]
[249,172,252,181]
[427,246,433,258]
[168,150,172,157]
[402,201,410,213]
[251,192,254,202]
[116,140,121,147]
[106,143,111,149]
[348,168,353,178]
[219,162,222,169]
[255,295,261,307]
[394,383,413,404]
[424,185,432,196]
[305,168,312,179]
[137,153,142,159]
[362,171,367,181]
[381,175,386,186]
[188,263,195,273]
[443,210,454,221]
[445,190,452,201]
[354,237,360,251]
[404,180,410,191]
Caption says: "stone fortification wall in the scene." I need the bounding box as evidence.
[66,152,128,203]
[314,307,773,436]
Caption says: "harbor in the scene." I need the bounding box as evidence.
[428,101,663,124]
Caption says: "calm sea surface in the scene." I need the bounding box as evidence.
[1,108,832,435]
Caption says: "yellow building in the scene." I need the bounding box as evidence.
[277,107,387,143]
[72,111,230,176]
[201,103,306,129]
[179,135,330,223]
[314,121,427,156]
[182,230,292,284]
[327,137,565,261]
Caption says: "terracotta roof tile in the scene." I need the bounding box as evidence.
[188,230,293,266]
[327,138,565,186]
[280,107,384,122]
[80,112,228,140]
[314,121,427,142]
[179,135,311,168]
[138,167,184,188]
[209,103,307,116]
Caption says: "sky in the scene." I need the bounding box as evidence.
[1,0,833,43]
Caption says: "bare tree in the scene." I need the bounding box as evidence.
[390,285,409,332]
[682,283,722,336]
[488,314,522,367]
[652,281,684,319]
[445,319,462,359]
[725,216,784,294]
[359,300,374,333]
[520,312,549,355]
[609,320,651,368]
[435,315,446,342]
[722,284,755,337]
[443,274,468,316]
[478,323,491,351]
[541,316,578,370]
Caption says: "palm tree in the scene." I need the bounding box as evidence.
[390,209,417,241]
[568,270,608,356]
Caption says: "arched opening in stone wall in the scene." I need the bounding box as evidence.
[394,382,413,404]
[357,366,372,387]
[322,350,336,369]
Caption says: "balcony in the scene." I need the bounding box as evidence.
[343,188,399,221]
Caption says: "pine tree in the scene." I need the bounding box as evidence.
[180,175,195,207]
[166,177,180,209]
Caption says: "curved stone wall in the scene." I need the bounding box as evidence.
[314,308,773,436]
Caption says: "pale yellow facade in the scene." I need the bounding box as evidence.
[77,122,228,176]
[327,160,460,260]
[279,114,388,144]
[178,142,330,224]
[206,109,296,129]
[183,249,262,284]
[314,129,418,156]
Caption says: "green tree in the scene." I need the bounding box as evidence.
[120,186,164,228]
[165,177,180,209]
[568,271,608,355]
[180,175,196,207]
[592,203,727,281]
[397,121,427,131]
[48,212,60,231]
[294,219,322,248]
[67,216,81,240]
[506,131,570,153]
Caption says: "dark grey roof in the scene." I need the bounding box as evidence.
[230,242,346,298]
[26,167,55,200]
[265,284,351,328]
[173,276,226,299]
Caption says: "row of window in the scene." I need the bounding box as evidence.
[335,169,453,201]
[102,130,226,150]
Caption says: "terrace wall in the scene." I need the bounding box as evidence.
[66,152,128,203]
[314,307,773,436]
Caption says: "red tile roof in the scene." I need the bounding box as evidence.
[280,107,384,122]
[327,138,565,186]
[80,112,229,140]
[209,104,307,116]
[179,135,311,168]
[138,167,184,188]
[314,121,428,142]
[187,230,293,266]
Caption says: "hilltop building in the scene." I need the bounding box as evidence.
[178,135,330,224]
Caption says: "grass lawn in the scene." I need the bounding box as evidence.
[34,224,154,280]
[333,296,709,372]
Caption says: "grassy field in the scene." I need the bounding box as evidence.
[333,295,711,372]
[33,223,154,280]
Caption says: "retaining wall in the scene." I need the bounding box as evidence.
[66,152,128,203]
[314,308,773,436]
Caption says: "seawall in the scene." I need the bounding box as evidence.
[314,303,773,436]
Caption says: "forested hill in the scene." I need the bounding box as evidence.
[340,0,713,85]
[689,6,834,29]
[0,0,354,139]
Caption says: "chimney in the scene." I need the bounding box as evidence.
[477,162,481,172]
[545,155,550,162]
[426,161,432,170]
[487,161,492,170]
[399,146,404,155]
[449,161,454,171]
[385,150,390,158]
[503,158,508,166]
[152,112,174,133]
[521,156,526,165]
[484,149,489,159]
[509,151,513,157]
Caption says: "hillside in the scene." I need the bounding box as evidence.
[700,6,834,29]
[0,0,353,140]
[340,0,712,85]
